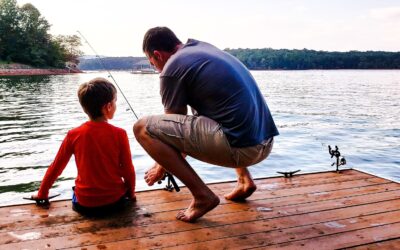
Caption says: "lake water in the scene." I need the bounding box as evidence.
[0,70,399,206]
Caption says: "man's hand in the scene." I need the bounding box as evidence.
[144,163,166,186]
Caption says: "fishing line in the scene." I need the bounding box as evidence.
[77,30,139,120]
[78,31,180,191]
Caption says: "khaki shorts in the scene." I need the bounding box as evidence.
[145,114,274,168]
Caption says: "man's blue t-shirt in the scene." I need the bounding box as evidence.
[160,39,279,147]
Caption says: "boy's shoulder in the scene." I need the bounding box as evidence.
[105,123,127,135]
[68,121,127,135]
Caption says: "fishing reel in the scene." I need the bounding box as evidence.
[328,145,346,172]
[158,172,180,192]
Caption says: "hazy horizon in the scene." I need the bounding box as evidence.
[16,0,400,57]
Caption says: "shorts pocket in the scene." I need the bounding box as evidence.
[161,117,185,125]
[159,119,185,139]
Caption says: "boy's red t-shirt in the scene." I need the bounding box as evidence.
[38,121,136,207]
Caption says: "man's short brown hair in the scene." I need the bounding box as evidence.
[142,26,182,56]
[77,77,117,119]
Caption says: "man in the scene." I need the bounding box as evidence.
[134,27,279,222]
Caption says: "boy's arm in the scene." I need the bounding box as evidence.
[120,130,136,200]
[37,133,73,199]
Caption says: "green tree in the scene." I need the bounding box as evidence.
[18,3,52,66]
[0,1,81,67]
[225,48,400,70]
[54,34,83,64]
[0,0,22,62]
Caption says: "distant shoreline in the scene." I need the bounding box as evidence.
[0,68,82,76]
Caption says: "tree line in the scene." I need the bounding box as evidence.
[80,48,400,71]
[0,0,82,68]
[78,57,146,70]
[225,48,400,70]
[2,0,399,71]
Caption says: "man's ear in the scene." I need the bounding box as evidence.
[153,50,162,61]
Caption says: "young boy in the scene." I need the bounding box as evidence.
[33,77,136,216]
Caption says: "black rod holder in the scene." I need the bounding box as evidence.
[158,172,180,192]
[328,145,346,172]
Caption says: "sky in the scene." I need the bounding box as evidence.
[17,0,400,57]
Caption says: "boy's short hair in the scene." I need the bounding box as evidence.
[142,26,182,56]
[78,77,117,119]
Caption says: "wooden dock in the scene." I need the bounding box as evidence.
[1,169,400,249]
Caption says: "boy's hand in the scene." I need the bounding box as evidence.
[31,194,47,200]
[130,195,137,202]
[23,193,60,208]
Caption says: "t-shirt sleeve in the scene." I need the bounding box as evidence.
[38,132,73,198]
[160,76,188,113]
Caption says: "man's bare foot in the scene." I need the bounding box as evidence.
[144,164,166,186]
[176,194,220,223]
[224,180,257,201]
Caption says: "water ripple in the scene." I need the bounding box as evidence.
[0,70,399,206]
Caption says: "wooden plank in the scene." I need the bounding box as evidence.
[61,206,400,250]
[3,187,400,249]
[107,169,371,199]
[343,238,400,250]
[164,210,400,250]
[268,223,400,250]
[2,187,396,245]
[0,178,395,234]
[0,174,390,230]
[1,183,396,241]
[0,169,369,212]
[1,169,399,250]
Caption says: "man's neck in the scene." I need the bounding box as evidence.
[174,43,184,53]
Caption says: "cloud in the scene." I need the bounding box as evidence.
[370,6,400,21]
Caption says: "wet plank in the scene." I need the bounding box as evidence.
[0,176,391,233]
[0,169,399,250]
[343,238,400,250]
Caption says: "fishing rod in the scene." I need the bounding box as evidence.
[77,31,180,192]
[77,30,139,120]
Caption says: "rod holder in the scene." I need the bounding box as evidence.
[328,145,346,172]
[158,172,180,192]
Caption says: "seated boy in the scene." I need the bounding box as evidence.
[32,77,136,216]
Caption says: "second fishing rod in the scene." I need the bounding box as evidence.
[77,31,180,192]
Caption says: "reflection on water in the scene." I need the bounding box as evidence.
[1,70,399,206]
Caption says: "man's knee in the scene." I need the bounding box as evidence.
[133,117,148,140]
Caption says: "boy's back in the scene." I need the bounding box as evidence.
[35,77,136,212]
[67,121,134,207]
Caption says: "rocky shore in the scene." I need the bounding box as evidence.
[0,63,82,76]
[0,68,82,76]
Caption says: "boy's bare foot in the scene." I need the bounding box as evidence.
[176,194,220,223]
[224,180,257,201]
[144,164,166,186]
